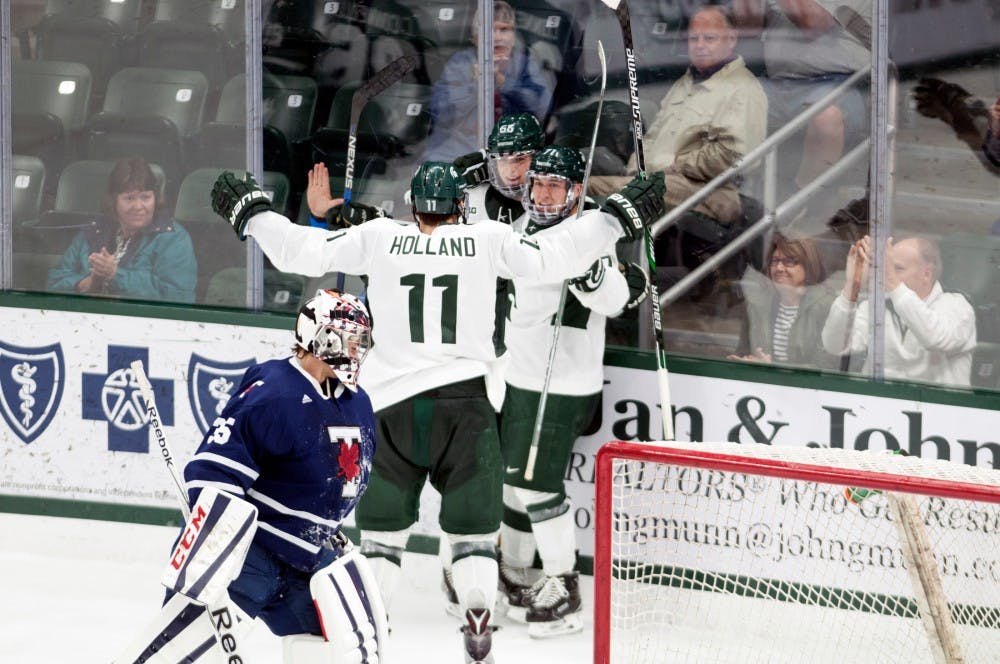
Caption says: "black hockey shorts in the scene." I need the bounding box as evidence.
[356,377,502,536]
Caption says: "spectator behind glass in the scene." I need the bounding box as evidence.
[732,0,870,189]
[821,235,976,386]
[588,5,768,225]
[730,232,838,368]
[422,1,554,162]
[46,157,197,302]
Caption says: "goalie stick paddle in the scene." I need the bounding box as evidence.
[525,40,607,482]
[601,0,675,441]
[129,360,251,662]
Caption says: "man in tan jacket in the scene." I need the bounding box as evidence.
[589,4,768,225]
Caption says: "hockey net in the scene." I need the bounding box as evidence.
[593,441,1000,664]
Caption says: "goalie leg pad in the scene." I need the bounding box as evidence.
[112,592,222,664]
[310,550,388,664]
[162,487,258,606]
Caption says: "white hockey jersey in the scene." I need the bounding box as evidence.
[246,210,623,410]
[505,213,629,396]
[464,183,523,226]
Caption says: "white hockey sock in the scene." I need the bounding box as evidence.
[500,521,536,569]
[530,504,576,576]
[449,535,499,615]
[360,529,408,611]
[501,484,537,568]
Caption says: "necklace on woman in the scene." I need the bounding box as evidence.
[113,231,132,264]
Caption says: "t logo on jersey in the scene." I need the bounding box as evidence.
[328,426,363,498]
[0,341,65,444]
[187,354,254,435]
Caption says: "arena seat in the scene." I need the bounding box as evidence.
[34,14,124,104]
[84,67,209,194]
[203,267,306,313]
[11,156,47,228]
[12,59,92,180]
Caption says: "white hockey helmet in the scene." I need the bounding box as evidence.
[295,289,372,390]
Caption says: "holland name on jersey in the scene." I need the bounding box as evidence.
[388,234,477,257]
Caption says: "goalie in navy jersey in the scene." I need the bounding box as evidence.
[114,290,389,664]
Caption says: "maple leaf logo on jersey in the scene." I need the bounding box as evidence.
[338,441,361,482]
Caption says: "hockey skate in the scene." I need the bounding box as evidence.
[461,606,497,664]
[497,558,541,623]
[525,572,583,638]
[442,568,463,618]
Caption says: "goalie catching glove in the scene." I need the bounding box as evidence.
[601,172,666,242]
[211,171,274,239]
[326,201,386,229]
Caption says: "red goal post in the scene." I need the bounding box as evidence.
[594,440,1000,664]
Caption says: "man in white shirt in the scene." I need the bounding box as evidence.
[821,235,976,386]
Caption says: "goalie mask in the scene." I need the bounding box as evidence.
[410,161,467,222]
[487,113,544,200]
[524,145,585,225]
[295,290,372,390]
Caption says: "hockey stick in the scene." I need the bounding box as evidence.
[343,54,418,207]
[129,360,251,662]
[524,41,606,482]
[338,54,418,289]
[601,0,675,441]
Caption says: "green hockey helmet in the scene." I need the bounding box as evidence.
[410,161,466,218]
[487,113,544,154]
[487,113,545,200]
[524,145,585,224]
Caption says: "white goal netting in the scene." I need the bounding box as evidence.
[595,441,1000,664]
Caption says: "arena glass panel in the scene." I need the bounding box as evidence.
[9,0,251,309]
[883,0,1000,392]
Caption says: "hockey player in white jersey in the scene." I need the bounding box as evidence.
[458,112,544,226]
[210,162,664,662]
[500,146,650,638]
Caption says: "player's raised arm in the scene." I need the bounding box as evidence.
[210,170,377,277]
[499,172,665,282]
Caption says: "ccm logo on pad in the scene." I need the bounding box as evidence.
[170,504,208,570]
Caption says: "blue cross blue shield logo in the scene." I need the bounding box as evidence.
[0,341,65,444]
[188,354,254,435]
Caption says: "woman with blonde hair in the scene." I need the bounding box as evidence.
[730,232,838,369]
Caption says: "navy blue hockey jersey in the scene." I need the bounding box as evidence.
[184,357,376,572]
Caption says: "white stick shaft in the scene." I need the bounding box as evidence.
[130,360,190,519]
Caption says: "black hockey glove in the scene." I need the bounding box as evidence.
[326,201,385,229]
[914,77,973,123]
[454,149,489,187]
[601,172,666,242]
[619,262,649,311]
[569,259,607,293]
[211,171,274,239]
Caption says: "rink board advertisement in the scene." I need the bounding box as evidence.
[3,306,1000,598]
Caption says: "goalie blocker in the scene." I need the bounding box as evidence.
[114,490,387,664]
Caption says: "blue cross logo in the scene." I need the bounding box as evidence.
[82,345,173,453]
